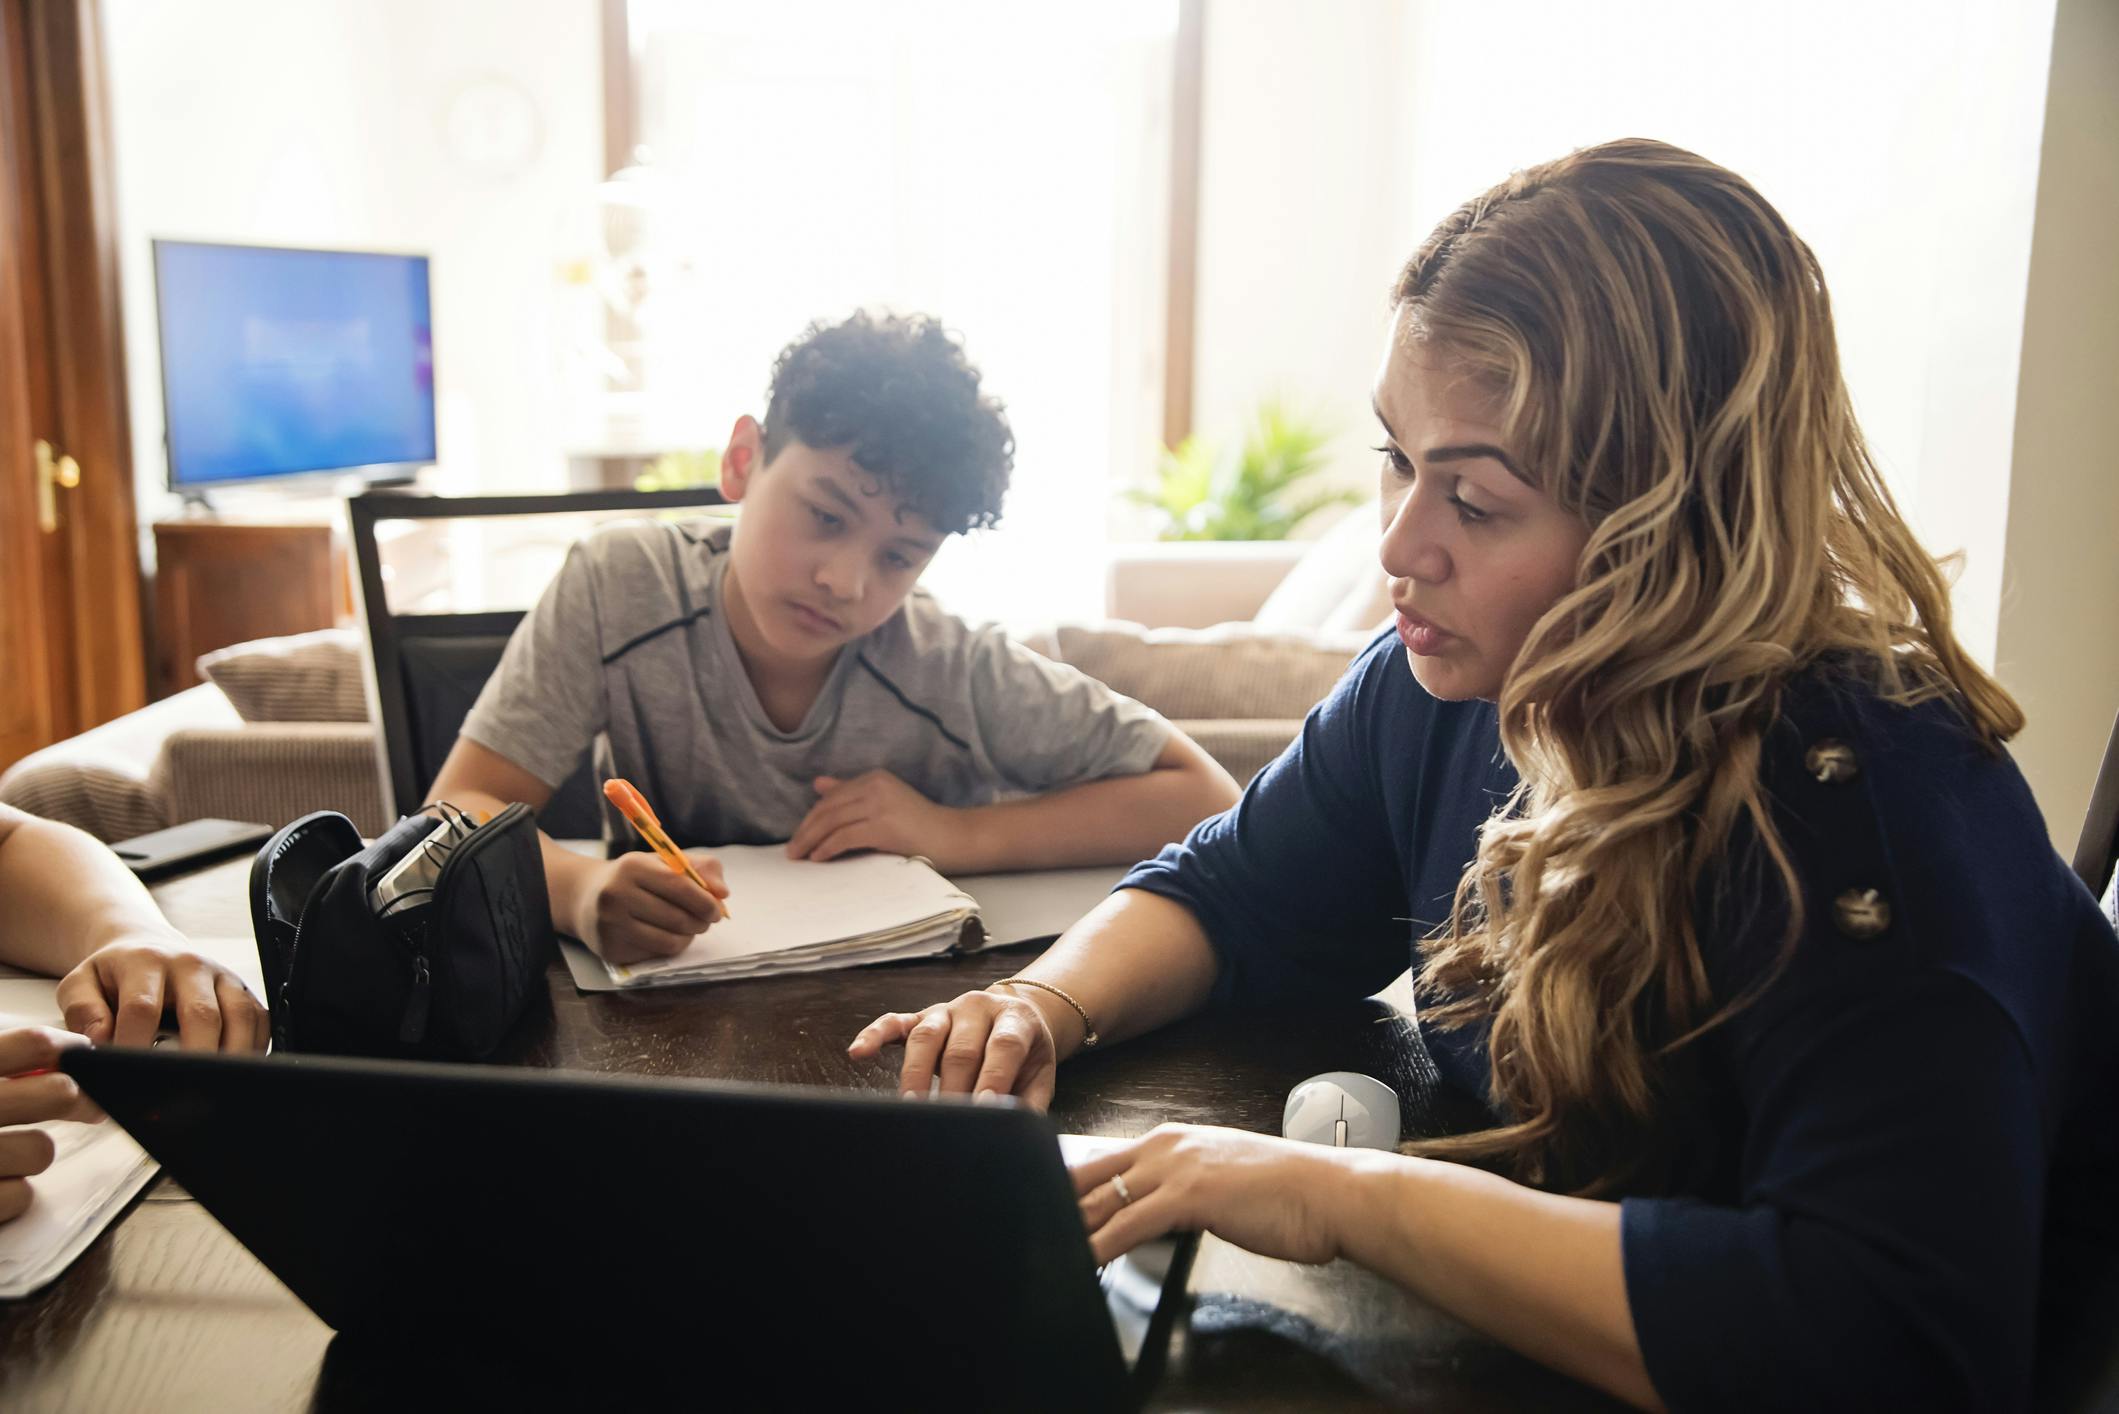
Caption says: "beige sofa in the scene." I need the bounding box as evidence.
[2,618,1372,843]
[0,669,386,841]
[4,507,1390,841]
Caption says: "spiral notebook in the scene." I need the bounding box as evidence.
[583,845,986,988]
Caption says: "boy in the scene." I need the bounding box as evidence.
[429,312,1240,966]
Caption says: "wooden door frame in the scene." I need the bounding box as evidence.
[600,0,634,180]
[1162,0,1205,449]
[0,0,147,767]
[0,0,59,766]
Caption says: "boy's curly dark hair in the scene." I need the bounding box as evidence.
[760,311,1014,535]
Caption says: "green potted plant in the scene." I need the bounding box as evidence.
[633,447,722,492]
[1109,401,1364,629]
[1127,400,1355,541]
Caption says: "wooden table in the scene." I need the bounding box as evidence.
[0,858,1619,1412]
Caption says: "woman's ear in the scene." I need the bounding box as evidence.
[720,415,764,502]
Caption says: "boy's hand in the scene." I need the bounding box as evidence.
[575,850,726,966]
[787,772,970,868]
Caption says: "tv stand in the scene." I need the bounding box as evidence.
[150,519,351,697]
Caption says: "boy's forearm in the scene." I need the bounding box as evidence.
[0,817,187,976]
[953,754,1237,873]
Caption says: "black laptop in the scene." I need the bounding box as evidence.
[61,1046,1197,1411]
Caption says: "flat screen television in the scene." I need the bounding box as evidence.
[153,239,436,492]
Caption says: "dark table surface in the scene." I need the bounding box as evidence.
[0,856,1618,1412]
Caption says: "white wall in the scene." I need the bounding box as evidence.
[1996,0,2119,856]
[1386,0,2058,669]
[104,0,602,521]
[1191,0,1412,514]
[1193,1,2119,838]
[626,2,1177,625]
[1197,0,2058,583]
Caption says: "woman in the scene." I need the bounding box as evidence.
[0,803,268,1222]
[847,140,2119,1411]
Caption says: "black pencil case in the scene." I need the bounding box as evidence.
[249,803,555,1060]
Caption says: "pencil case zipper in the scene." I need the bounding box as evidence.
[391,801,531,1046]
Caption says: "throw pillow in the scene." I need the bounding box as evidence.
[1252,501,1389,633]
[197,629,370,723]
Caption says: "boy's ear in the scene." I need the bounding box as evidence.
[720,415,764,502]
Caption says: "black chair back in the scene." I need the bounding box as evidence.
[347,489,727,840]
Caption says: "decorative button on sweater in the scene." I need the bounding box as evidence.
[1804,738,1860,785]
[1832,887,1891,939]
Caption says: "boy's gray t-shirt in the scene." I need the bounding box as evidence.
[458,518,1171,846]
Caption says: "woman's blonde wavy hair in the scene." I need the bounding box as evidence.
[1399,139,2023,1195]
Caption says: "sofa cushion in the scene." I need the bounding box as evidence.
[197,629,370,724]
[151,722,388,836]
[1173,718,1309,785]
[1052,622,1368,722]
[1253,501,1392,634]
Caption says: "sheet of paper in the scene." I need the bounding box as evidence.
[952,866,1128,950]
[0,934,265,1300]
[0,1003,158,1300]
[1057,1132,1130,1166]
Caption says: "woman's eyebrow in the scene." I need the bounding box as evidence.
[1372,397,1527,485]
[1424,443,1531,484]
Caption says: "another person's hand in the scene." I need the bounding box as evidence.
[787,771,969,866]
[1071,1123,1359,1266]
[847,987,1060,1108]
[57,938,270,1051]
[0,1027,98,1224]
[574,850,726,966]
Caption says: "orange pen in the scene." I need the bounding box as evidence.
[602,778,733,919]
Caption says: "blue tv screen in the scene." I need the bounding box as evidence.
[154,241,436,488]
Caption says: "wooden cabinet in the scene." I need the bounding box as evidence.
[150,521,349,697]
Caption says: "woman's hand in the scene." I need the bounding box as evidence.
[56,937,270,1051]
[0,1027,99,1224]
[575,850,727,966]
[1071,1123,1363,1267]
[787,771,970,867]
[846,987,1061,1108]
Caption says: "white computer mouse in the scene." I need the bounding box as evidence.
[1281,1071,1402,1149]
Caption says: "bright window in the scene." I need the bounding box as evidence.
[621,0,1179,624]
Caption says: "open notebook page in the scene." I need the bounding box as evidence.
[0,988,156,1299]
[0,937,262,1297]
[607,845,978,985]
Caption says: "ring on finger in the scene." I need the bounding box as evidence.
[1112,1173,1134,1207]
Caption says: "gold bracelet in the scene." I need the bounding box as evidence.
[992,977,1099,1049]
